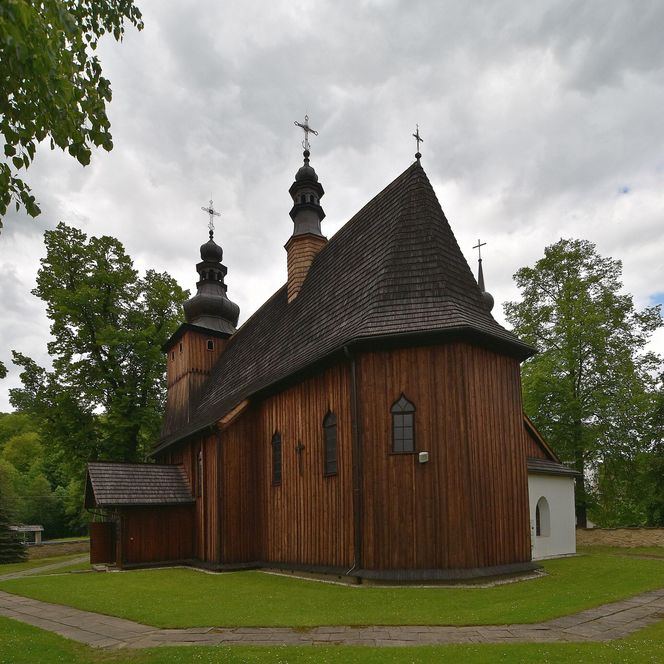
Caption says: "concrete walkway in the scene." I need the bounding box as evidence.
[1,586,664,649]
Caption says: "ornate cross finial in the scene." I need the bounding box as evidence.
[201,199,221,240]
[413,124,423,159]
[473,238,487,261]
[294,114,319,152]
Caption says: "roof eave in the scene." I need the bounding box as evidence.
[162,323,232,352]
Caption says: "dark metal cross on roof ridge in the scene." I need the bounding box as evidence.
[413,124,423,159]
[294,114,318,152]
[473,238,487,261]
[201,199,221,239]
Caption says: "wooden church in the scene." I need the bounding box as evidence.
[86,131,577,580]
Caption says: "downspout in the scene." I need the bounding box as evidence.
[216,426,223,565]
[343,345,363,575]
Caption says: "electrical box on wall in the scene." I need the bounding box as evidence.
[418,451,429,464]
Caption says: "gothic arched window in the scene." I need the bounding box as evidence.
[271,432,282,486]
[323,411,337,476]
[391,394,415,453]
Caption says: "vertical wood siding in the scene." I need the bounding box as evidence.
[156,341,531,573]
[359,343,531,571]
[162,330,226,436]
[255,363,354,568]
[120,506,194,564]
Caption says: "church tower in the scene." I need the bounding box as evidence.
[162,203,240,436]
[285,116,327,302]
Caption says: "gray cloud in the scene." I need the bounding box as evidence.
[2,0,663,410]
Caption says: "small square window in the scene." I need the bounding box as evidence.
[207,340,214,351]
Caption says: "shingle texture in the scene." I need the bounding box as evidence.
[155,161,534,453]
[86,462,194,507]
[527,457,580,477]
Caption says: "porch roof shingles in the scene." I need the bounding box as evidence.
[86,462,194,508]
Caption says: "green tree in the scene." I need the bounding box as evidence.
[504,239,662,527]
[0,361,6,378]
[10,223,188,470]
[0,0,143,225]
[1,431,42,474]
[0,501,26,564]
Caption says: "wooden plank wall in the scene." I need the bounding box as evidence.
[359,343,531,571]
[218,411,262,563]
[121,506,194,564]
[524,427,550,460]
[159,437,218,562]
[255,363,354,569]
[162,330,226,436]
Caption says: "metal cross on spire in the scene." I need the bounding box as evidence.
[413,124,423,159]
[473,238,487,261]
[294,114,319,152]
[201,199,221,240]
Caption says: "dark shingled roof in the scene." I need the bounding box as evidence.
[527,457,580,477]
[85,462,194,507]
[154,161,535,454]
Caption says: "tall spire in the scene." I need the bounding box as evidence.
[182,202,240,334]
[286,115,327,302]
[473,238,494,312]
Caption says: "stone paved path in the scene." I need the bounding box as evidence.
[1,587,664,649]
[0,555,88,581]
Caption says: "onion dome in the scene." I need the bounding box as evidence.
[200,231,224,262]
[183,231,239,335]
[288,150,325,238]
[295,150,319,183]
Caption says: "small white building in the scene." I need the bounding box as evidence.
[524,417,579,560]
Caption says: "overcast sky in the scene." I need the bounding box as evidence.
[1,0,663,411]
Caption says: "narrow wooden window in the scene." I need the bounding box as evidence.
[171,351,175,360]
[271,432,282,486]
[207,339,214,351]
[391,394,415,453]
[323,411,337,476]
[179,342,183,353]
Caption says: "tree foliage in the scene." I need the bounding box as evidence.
[10,223,188,472]
[0,500,26,564]
[505,238,662,526]
[0,0,143,225]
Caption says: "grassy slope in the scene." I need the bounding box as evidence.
[2,616,664,664]
[1,553,663,628]
[0,554,84,576]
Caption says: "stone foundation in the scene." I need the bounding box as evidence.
[577,528,664,548]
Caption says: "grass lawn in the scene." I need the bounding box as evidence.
[3,615,664,664]
[0,553,85,576]
[1,552,663,628]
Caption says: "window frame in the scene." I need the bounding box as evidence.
[390,394,416,454]
[323,411,338,477]
[271,432,282,486]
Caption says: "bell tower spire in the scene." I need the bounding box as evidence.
[182,202,240,334]
[473,238,495,312]
[161,201,240,436]
[285,115,327,302]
